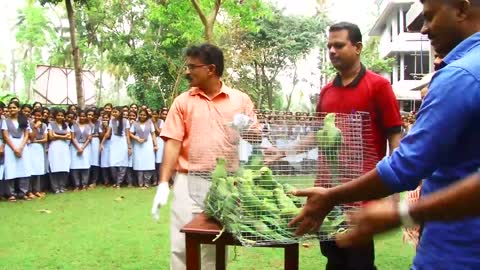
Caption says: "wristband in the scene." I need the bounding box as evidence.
[398,200,416,228]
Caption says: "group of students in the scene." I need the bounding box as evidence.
[0,98,168,202]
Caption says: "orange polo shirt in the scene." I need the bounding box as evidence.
[160,83,256,173]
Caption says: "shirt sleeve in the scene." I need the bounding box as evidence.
[374,79,402,130]
[160,97,185,142]
[377,67,479,192]
[129,125,135,133]
[150,122,155,131]
[125,120,130,129]
[47,123,52,131]
[1,120,6,130]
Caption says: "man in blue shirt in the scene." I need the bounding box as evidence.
[289,0,480,269]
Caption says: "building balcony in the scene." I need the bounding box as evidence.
[378,32,430,58]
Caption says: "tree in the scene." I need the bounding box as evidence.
[225,9,329,110]
[39,0,87,108]
[16,1,55,101]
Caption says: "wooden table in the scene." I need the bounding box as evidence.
[181,213,299,270]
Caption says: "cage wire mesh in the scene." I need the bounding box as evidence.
[188,110,377,247]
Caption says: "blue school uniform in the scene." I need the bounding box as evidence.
[130,120,155,171]
[0,117,5,180]
[100,124,111,168]
[70,123,91,170]
[47,123,71,173]
[1,119,32,180]
[108,119,130,167]
[89,120,101,167]
[28,122,47,176]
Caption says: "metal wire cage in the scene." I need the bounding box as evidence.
[188,110,377,247]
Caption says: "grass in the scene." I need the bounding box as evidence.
[0,187,414,270]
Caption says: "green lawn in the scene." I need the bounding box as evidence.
[0,187,414,270]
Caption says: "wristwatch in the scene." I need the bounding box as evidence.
[398,200,416,228]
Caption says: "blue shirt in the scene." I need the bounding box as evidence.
[377,32,480,269]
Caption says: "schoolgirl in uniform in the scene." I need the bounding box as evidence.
[125,110,137,187]
[1,101,32,201]
[48,108,71,194]
[151,109,164,186]
[130,109,158,188]
[0,102,5,197]
[42,107,50,124]
[105,107,131,188]
[29,108,48,198]
[21,104,32,120]
[65,111,76,129]
[70,110,92,191]
[32,102,42,111]
[87,109,101,187]
[99,112,112,186]
[67,104,78,115]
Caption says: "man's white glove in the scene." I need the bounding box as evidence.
[231,113,253,131]
[151,182,170,221]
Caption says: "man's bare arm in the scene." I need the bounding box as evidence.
[410,172,480,222]
[159,139,182,183]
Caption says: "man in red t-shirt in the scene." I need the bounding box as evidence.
[316,22,402,270]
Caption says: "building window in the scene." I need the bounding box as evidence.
[404,52,430,80]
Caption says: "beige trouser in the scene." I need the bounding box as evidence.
[171,173,222,270]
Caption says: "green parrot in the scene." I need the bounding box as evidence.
[316,113,343,186]
[212,157,228,183]
[257,166,280,190]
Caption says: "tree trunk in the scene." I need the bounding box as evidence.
[205,22,214,43]
[285,64,298,112]
[65,0,84,108]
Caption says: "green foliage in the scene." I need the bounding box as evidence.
[16,4,55,99]
[224,8,329,110]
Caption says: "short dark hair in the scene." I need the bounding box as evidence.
[420,0,480,5]
[186,43,224,77]
[329,22,362,44]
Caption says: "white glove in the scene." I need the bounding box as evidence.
[231,113,253,130]
[151,182,170,221]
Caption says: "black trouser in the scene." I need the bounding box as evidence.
[71,169,89,188]
[136,170,154,187]
[111,167,127,186]
[50,172,68,192]
[101,168,112,185]
[126,167,134,186]
[320,239,377,270]
[89,166,100,185]
[31,175,42,193]
[14,177,30,197]
[153,163,161,185]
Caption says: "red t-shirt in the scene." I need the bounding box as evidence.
[315,65,402,190]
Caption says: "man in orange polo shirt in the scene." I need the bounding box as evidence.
[151,44,257,270]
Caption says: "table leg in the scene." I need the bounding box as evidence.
[284,244,299,270]
[185,233,201,270]
[215,244,226,270]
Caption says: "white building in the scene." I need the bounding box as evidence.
[369,0,431,111]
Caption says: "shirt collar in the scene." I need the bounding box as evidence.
[443,32,480,66]
[189,81,230,99]
[333,64,367,88]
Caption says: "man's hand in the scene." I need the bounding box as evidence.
[231,113,253,130]
[288,187,334,236]
[152,182,170,221]
[335,199,401,248]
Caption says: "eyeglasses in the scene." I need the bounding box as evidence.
[185,64,209,71]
